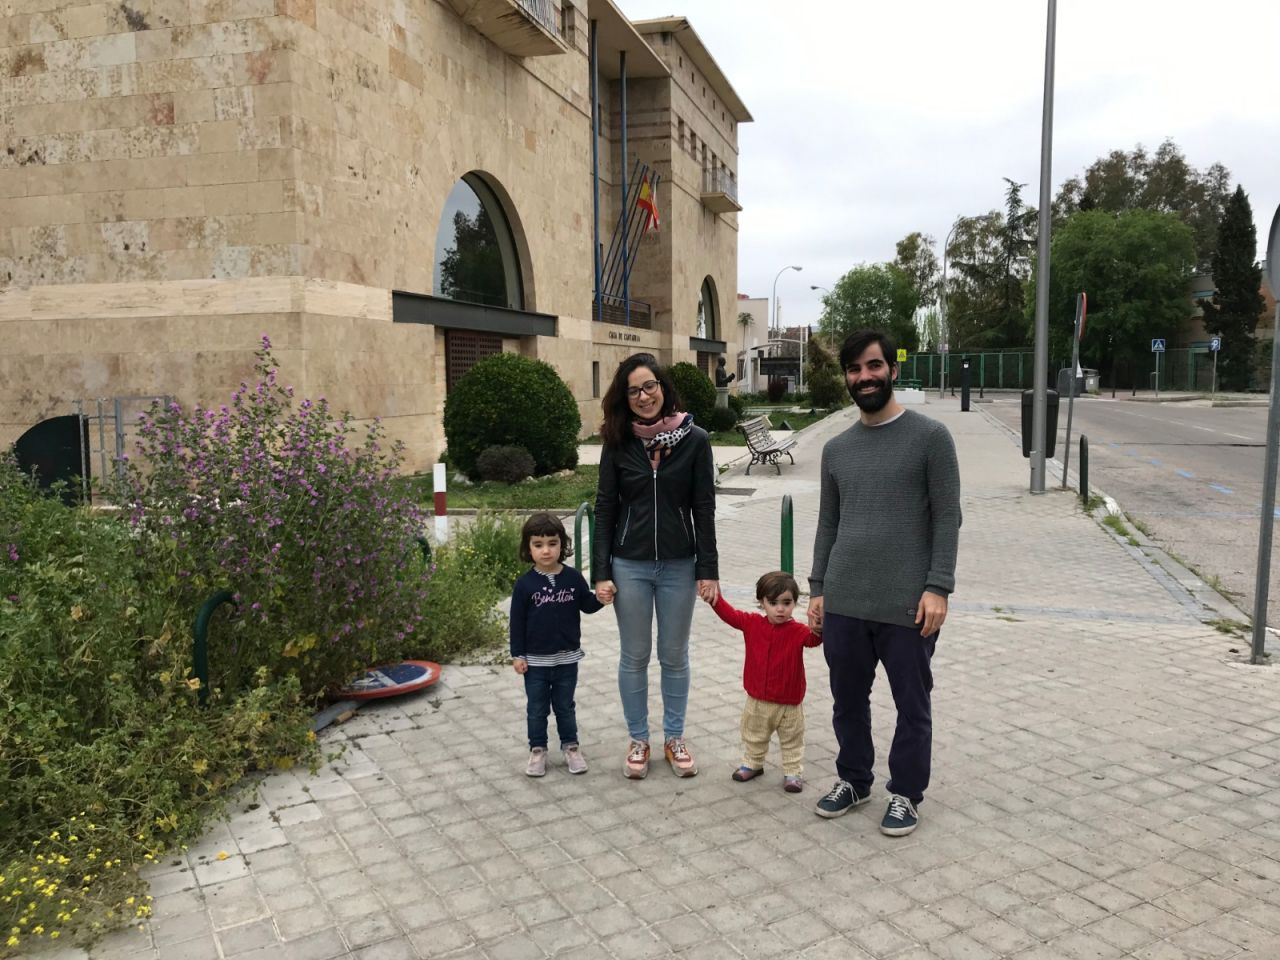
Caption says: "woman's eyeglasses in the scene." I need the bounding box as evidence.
[626,380,661,398]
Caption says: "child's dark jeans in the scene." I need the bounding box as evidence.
[524,662,579,750]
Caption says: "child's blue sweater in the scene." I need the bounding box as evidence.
[509,565,604,666]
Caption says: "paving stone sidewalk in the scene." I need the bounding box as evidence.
[81,397,1280,960]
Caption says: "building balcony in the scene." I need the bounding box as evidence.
[594,294,653,329]
[701,168,741,213]
[446,0,568,58]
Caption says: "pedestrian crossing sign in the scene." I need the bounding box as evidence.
[1151,338,1166,353]
[896,349,907,362]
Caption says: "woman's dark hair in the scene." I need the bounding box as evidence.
[756,570,800,602]
[599,353,681,447]
[839,329,898,373]
[520,512,571,563]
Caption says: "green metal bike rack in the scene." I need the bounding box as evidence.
[192,589,237,706]
[574,502,595,581]
[781,494,794,574]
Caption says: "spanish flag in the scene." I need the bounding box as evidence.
[636,177,659,231]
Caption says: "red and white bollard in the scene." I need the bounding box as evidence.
[433,462,448,543]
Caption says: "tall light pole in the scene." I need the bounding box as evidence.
[771,264,802,338]
[939,217,962,399]
[1029,0,1058,494]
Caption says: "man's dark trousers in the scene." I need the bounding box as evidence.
[823,611,936,803]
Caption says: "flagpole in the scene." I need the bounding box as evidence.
[619,49,630,326]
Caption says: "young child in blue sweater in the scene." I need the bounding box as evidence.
[510,512,607,777]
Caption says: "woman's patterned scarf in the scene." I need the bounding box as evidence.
[632,413,693,467]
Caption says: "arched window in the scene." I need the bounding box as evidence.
[696,276,719,340]
[433,173,523,309]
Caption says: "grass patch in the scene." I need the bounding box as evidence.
[996,615,1023,623]
[1207,617,1249,637]
[1101,514,1130,538]
[1084,494,1106,513]
[399,466,601,511]
[1127,514,1154,538]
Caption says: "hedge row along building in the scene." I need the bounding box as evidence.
[0,0,750,475]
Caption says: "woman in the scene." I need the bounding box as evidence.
[593,353,720,779]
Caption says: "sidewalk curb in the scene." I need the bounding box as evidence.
[975,405,1256,631]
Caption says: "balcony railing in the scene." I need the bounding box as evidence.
[701,168,741,213]
[594,295,653,329]
[445,0,566,57]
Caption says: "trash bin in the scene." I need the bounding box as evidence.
[1056,367,1085,398]
[1021,389,1058,459]
[1082,368,1100,394]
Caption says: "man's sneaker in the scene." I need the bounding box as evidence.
[624,740,650,779]
[526,747,547,777]
[732,765,763,782]
[815,779,870,818]
[563,744,588,775]
[783,775,804,793]
[664,737,698,777]
[880,794,919,836]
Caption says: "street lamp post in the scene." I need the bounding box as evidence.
[939,217,962,399]
[771,264,802,339]
[1029,0,1058,495]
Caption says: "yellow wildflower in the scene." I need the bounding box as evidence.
[50,931,60,939]
[32,925,43,935]
[192,759,209,774]
[6,936,18,947]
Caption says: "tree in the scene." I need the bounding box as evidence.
[805,336,846,409]
[893,232,939,311]
[820,263,918,351]
[1034,209,1195,375]
[1055,139,1231,271]
[1198,186,1266,390]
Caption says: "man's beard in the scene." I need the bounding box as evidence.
[848,377,893,413]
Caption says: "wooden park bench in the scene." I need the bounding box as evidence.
[738,415,797,475]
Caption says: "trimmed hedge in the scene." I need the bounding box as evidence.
[669,362,716,429]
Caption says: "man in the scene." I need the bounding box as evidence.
[808,329,961,836]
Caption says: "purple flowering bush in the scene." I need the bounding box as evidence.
[119,337,432,698]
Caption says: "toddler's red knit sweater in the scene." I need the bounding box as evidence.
[712,597,822,706]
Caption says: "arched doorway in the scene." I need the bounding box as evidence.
[696,275,719,340]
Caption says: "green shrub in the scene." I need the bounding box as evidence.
[727,392,746,421]
[444,354,580,479]
[669,362,716,428]
[708,406,738,433]
[0,458,317,953]
[476,445,535,484]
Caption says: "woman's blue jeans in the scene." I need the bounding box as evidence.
[610,556,697,742]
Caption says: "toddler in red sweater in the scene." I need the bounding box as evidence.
[707,571,823,793]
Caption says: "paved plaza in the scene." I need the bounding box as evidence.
[77,398,1280,960]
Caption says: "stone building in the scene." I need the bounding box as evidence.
[0,0,749,474]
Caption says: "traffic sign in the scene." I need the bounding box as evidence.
[896,348,907,362]
[1151,339,1166,353]
[1210,337,1222,352]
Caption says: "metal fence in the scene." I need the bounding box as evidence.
[899,345,1274,393]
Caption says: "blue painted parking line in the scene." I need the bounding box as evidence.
[1175,469,1195,479]
[1148,458,1163,466]
[1208,483,1234,495]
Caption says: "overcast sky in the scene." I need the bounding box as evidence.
[618,0,1280,332]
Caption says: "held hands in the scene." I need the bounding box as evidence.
[594,580,616,605]
[697,579,720,605]
[512,657,528,675]
[808,596,824,634]
[915,591,948,637]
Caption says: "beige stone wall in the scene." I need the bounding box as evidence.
[0,2,740,469]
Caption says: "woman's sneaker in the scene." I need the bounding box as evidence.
[563,744,588,775]
[526,747,547,777]
[664,738,698,777]
[814,779,870,818]
[880,794,919,836]
[624,740,650,779]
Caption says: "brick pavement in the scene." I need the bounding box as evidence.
[76,397,1280,960]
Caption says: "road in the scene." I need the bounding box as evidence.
[984,395,1280,628]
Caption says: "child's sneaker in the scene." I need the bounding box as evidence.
[783,775,803,793]
[563,743,588,775]
[663,737,698,777]
[624,740,650,779]
[880,794,919,836]
[732,765,763,782]
[526,747,547,777]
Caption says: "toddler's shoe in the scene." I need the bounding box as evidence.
[664,737,698,777]
[732,765,763,782]
[784,775,803,793]
[563,743,588,775]
[624,739,650,779]
[526,747,547,777]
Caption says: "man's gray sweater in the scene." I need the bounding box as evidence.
[809,409,961,628]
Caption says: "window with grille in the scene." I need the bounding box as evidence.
[445,331,503,392]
